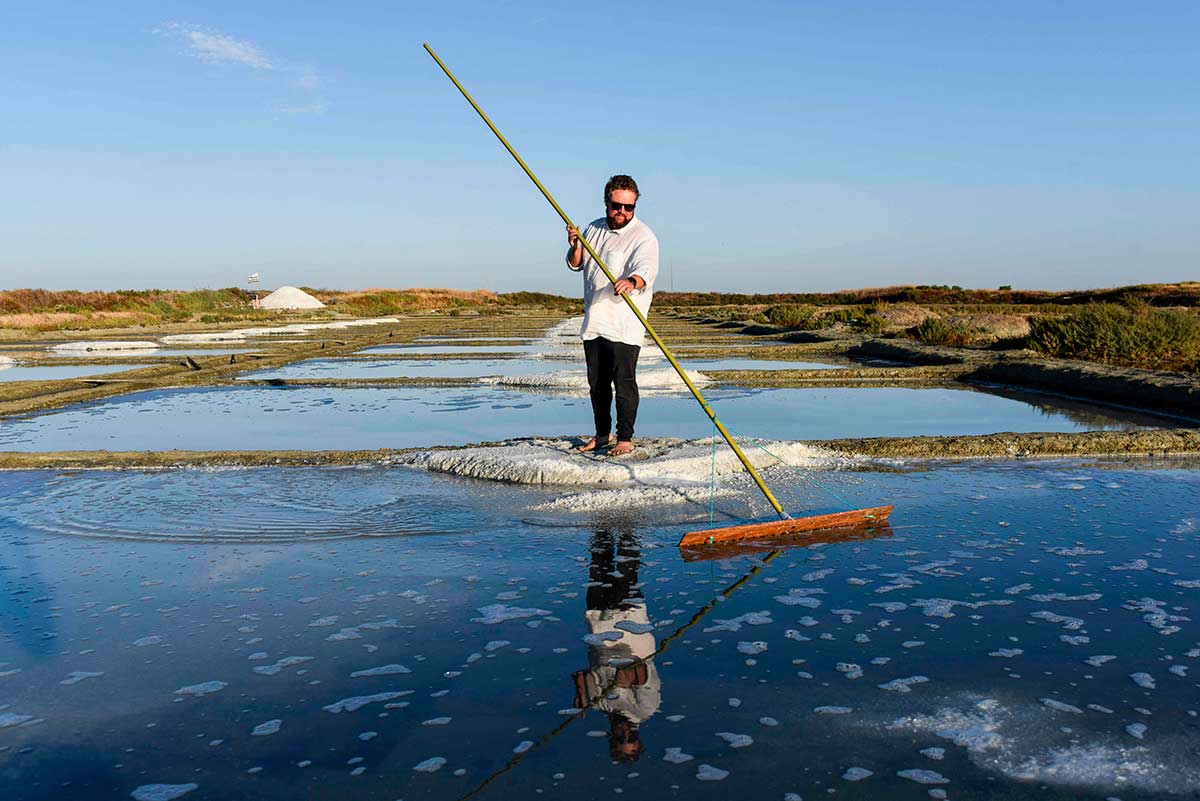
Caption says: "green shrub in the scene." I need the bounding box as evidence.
[908,317,974,346]
[862,314,887,335]
[1028,303,1200,372]
[764,304,816,328]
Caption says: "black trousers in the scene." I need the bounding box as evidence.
[585,527,643,611]
[583,336,640,442]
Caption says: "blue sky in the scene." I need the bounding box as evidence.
[2,1,1196,294]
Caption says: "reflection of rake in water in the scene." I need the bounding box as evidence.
[447,521,892,801]
[424,44,892,547]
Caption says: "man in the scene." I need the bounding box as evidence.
[566,175,659,456]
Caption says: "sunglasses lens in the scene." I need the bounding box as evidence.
[609,202,635,212]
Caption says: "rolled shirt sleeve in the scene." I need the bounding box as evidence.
[626,236,659,290]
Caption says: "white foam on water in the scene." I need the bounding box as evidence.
[400,437,841,487]
[530,484,736,512]
[131,783,199,801]
[897,769,949,785]
[878,676,929,693]
[1125,723,1148,739]
[696,764,730,781]
[350,664,411,678]
[478,366,710,393]
[60,671,104,685]
[471,604,551,624]
[413,757,447,773]
[1129,672,1156,689]
[842,767,874,781]
[173,681,227,697]
[663,747,694,763]
[1040,698,1083,714]
[251,719,282,736]
[715,732,753,748]
[0,713,39,728]
[888,694,1200,794]
[253,656,314,676]
[323,691,410,713]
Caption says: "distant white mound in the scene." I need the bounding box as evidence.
[0,355,17,369]
[260,286,325,310]
[479,367,708,392]
[398,437,842,486]
[50,341,159,353]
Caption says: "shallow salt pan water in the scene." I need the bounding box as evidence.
[362,344,554,356]
[239,355,845,381]
[0,364,147,382]
[1,461,1197,801]
[0,384,1173,452]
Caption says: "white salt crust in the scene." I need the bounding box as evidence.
[398,437,842,488]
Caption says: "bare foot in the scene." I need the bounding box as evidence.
[609,440,635,456]
[577,435,615,453]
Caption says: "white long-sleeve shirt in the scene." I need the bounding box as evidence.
[566,216,659,347]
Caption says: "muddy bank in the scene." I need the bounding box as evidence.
[3,428,1198,470]
[966,356,1200,420]
[702,365,968,386]
[818,427,1200,459]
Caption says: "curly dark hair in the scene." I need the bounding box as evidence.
[604,174,640,202]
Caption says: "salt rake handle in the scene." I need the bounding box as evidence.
[423,43,787,519]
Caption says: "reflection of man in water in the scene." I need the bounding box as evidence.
[571,527,661,762]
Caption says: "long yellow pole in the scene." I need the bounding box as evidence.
[423,43,787,519]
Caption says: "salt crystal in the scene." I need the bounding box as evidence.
[251,719,282,736]
[898,769,949,785]
[130,784,199,801]
[696,764,729,781]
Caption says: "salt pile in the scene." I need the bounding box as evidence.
[260,286,324,310]
[398,436,842,487]
[50,341,159,352]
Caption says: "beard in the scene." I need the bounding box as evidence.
[607,214,632,230]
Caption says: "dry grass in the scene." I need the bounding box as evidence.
[0,311,156,331]
[944,313,1032,341]
[873,303,938,328]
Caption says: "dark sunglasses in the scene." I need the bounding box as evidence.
[607,201,636,213]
